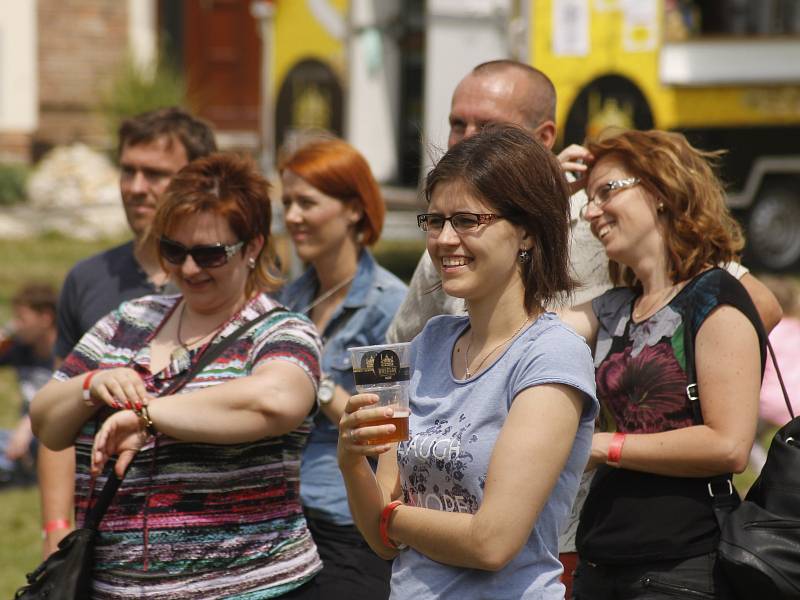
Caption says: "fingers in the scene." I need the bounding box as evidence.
[116,450,136,477]
[90,368,151,410]
[343,393,379,414]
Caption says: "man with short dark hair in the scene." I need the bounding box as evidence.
[40,107,217,556]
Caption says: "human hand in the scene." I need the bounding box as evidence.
[5,415,33,460]
[42,526,71,559]
[557,144,594,194]
[91,410,149,477]
[87,368,151,412]
[337,393,397,468]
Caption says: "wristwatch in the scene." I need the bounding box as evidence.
[317,377,336,406]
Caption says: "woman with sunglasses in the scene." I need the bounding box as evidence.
[556,130,766,599]
[277,138,407,599]
[336,125,599,599]
[31,154,324,599]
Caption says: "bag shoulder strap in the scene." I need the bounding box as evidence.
[84,304,287,529]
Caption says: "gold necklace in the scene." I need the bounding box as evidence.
[464,316,531,378]
[632,283,678,321]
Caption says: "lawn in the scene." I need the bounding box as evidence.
[0,233,129,596]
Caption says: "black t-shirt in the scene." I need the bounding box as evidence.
[55,241,166,359]
[577,268,766,564]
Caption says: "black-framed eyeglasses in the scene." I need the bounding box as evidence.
[417,212,501,234]
[159,237,244,268]
[581,177,640,218]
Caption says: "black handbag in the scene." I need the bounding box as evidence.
[716,341,800,600]
[14,305,285,599]
[14,467,122,600]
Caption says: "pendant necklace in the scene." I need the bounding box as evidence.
[300,274,356,314]
[171,302,225,366]
[464,316,531,378]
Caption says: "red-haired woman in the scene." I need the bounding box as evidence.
[32,154,324,599]
[559,130,767,599]
[277,138,407,599]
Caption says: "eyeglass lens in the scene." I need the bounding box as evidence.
[159,238,232,268]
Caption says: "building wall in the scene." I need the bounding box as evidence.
[0,2,38,162]
[36,0,130,154]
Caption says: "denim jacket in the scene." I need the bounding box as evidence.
[277,250,407,524]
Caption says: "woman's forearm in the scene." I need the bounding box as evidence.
[340,456,399,560]
[146,364,315,444]
[31,375,97,450]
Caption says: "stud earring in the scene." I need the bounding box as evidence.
[518,249,530,263]
[657,202,665,213]
[247,257,256,270]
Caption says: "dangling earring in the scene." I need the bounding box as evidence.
[247,257,256,270]
[657,202,665,213]
[518,249,530,263]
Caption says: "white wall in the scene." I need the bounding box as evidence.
[127,0,157,73]
[423,0,513,170]
[0,2,37,132]
[346,0,402,182]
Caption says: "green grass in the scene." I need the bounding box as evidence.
[0,233,128,597]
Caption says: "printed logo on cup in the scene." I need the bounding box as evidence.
[354,349,409,386]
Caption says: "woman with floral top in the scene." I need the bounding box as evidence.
[559,130,766,599]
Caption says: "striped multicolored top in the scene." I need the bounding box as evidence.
[56,293,323,599]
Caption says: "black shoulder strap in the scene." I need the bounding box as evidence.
[84,305,287,529]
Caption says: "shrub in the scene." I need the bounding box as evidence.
[0,164,30,206]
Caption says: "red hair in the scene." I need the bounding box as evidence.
[151,153,282,296]
[279,138,385,245]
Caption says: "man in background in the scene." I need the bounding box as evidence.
[39,107,217,556]
[0,283,57,487]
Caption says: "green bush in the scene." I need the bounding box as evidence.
[373,239,427,283]
[97,55,189,145]
[0,164,30,206]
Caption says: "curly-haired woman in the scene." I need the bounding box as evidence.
[560,130,767,599]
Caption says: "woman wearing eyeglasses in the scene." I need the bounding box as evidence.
[336,125,599,600]
[277,138,407,599]
[557,130,766,599]
[31,154,325,599]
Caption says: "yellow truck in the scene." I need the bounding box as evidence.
[268,0,800,271]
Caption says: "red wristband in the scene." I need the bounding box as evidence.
[42,519,71,536]
[607,432,627,466]
[379,500,407,550]
[82,370,100,407]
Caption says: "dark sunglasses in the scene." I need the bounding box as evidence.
[159,237,244,268]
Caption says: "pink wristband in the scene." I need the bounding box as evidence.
[607,432,627,466]
[42,518,71,538]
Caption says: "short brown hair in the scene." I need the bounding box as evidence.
[151,153,281,296]
[118,107,217,162]
[586,130,744,287]
[279,138,385,246]
[12,283,58,317]
[425,124,574,313]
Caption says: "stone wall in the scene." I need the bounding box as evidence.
[36,0,129,153]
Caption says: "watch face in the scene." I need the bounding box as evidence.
[318,379,335,404]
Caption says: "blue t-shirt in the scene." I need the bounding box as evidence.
[392,313,598,600]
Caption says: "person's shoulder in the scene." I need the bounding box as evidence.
[524,313,592,355]
[69,241,134,275]
[591,286,634,326]
[116,293,177,321]
[417,314,467,340]
[372,263,408,295]
[248,293,317,336]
